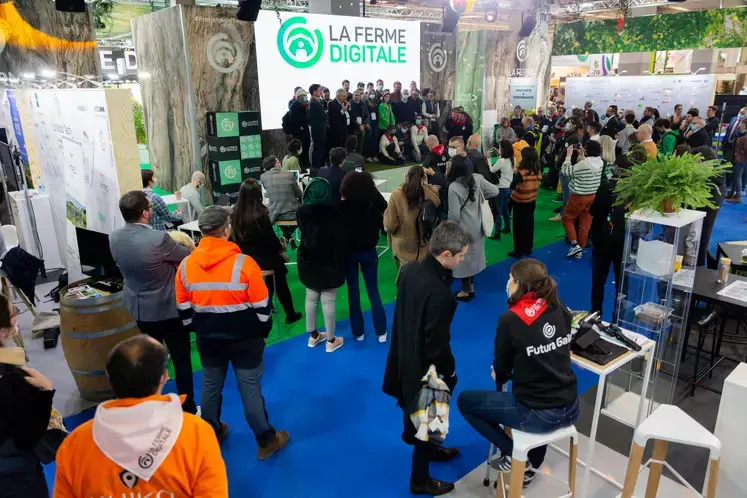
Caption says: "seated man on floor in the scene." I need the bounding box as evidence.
[54,335,228,497]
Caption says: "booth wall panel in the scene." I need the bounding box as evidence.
[0,0,97,77]
[420,25,456,102]
[132,7,199,193]
[455,31,485,137]
[183,6,261,199]
[105,89,142,195]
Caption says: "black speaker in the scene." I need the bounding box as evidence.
[237,0,261,21]
[55,0,86,13]
[518,14,535,37]
[442,5,460,33]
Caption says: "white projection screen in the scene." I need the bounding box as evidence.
[254,11,421,130]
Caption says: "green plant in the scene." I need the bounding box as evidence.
[719,80,736,95]
[131,98,147,145]
[91,0,115,31]
[614,153,729,214]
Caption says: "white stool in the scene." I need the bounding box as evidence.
[485,425,578,498]
[621,404,721,498]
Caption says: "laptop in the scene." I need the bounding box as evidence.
[215,194,230,206]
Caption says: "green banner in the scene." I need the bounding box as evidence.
[553,7,747,56]
[455,31,485,136]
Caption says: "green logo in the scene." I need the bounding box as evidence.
[277,16,324,69]
[218,160,242,185]
[216,113,239,137]
[240,135,263,160]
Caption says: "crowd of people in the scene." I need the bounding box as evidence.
[282,80,473,171]
[0,89,741,498]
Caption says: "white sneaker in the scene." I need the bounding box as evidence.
[356,334,365,342]
[575,251,583,259]
[567,244,582,258]
[548,214,562,222]
[196,406,202,418]
[378,333,387,343]
[308,332,327,348]
[326,337,344,353]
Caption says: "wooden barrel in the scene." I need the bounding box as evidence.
[60,278,139,401]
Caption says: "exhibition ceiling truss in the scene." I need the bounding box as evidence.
[106,0,716,30]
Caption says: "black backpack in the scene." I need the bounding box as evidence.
[281,111,293,134]
[415,199,441,259]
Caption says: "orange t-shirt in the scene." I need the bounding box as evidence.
[641,140,658,160]
[53,396,228,498]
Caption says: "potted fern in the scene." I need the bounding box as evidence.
[614,153,729,215]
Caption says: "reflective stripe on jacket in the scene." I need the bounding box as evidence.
[175,237,272,340]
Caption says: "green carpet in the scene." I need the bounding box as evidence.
[172,187,564,375]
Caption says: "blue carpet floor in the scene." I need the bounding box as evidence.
[45,201,747,497]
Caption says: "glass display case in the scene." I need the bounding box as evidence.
[603,209,706,428]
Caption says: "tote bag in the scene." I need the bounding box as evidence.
[479,186,494,237]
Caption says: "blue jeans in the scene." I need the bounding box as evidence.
[346,249,387,337]
[496,188,511,232]
[199,341,276,446]
[730,162,746,197]
[457,391,580,468]
[560,174,571,215]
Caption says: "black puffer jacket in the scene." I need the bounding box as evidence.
[296,204,348,290]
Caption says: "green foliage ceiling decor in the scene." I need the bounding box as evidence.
[553,7,747,56]
[614,153,729,215]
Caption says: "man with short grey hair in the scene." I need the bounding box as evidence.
[383,221,471,496]
[180,171,205,222]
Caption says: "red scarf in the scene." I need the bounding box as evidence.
[432,144,445,155]
[509,292,548,326]
[385,134,394,144]
[416,125,426,133]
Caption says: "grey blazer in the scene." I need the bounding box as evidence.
[109,223,191,322]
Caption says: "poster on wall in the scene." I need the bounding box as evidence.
[564,74,717,120]
[206,111,262,200]
[254,11,421,129]
[509,78,538,110]
[26,89,124,267]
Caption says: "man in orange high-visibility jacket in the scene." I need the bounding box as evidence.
[175,206,290,460]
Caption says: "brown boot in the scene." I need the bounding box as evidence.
[726,196,742,204]
[215,422,229,445]
[257,430,290,460]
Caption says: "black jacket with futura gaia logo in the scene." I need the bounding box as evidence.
[493,293,577,409]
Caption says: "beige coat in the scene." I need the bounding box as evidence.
[383,184,440,264]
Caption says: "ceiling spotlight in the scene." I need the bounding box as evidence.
[21,73,35,80]
[107,74,119,80]
[41,69,56,78]
[138,72,151,79]
[485,8,497,23]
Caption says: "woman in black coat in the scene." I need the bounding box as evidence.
[0,294,56,498]
[339,172,388,342]
[297,177,348,353]
[232,179,302,325]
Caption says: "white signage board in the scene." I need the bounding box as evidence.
[26,89,124,267]
[254,11,421,130]
[510,77,538,110]
[564,74,716,120]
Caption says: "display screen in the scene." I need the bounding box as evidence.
[254,11,421,130]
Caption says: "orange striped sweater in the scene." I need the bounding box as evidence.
[511,171,542,203]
